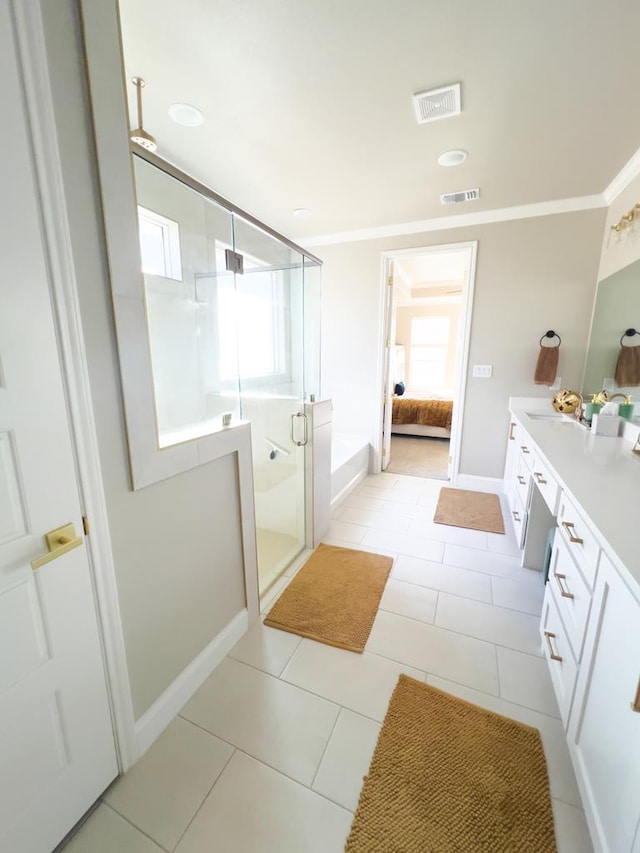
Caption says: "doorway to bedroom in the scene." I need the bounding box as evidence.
[380,242,477,481]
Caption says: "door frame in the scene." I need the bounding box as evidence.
[12,0,137,769]
[375,241,478,482]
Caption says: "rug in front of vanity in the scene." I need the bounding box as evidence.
[263,543,392,652]
[434,486,505,534]
[345,675,557,853]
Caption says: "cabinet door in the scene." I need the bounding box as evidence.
[569,555,640,853]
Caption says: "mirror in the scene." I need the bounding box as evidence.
[582,258,640,420]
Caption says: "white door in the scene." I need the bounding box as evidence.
[381,263,397,470]
[0,6,118,852]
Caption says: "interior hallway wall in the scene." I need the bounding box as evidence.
[41,0,247,720]
[317,209,605,479]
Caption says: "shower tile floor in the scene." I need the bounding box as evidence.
[62,473,594,853]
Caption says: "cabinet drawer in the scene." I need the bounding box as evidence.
[531,452,560,515]
[515,454,531,508]
[541,587,578,726]
[509,491,527,549]
[519,435,534,471]
[557,490,599,589]
[548,534,592,661]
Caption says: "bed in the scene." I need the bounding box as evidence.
[391,393,453,438]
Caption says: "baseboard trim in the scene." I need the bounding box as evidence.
[135,608,248,756]
[331,468,368,511]
[453,474,503,494]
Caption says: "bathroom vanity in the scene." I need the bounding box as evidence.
[503,398,640,853]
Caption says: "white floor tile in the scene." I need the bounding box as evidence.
[103,717,233,850]
[281,638,425,722]
[366,610,500,695]
[491,574,545,615]
[409,517,490,549]
[174,752,352,853]
[486,529,523,557]
[361,473,403,490]
[426,676,582,808]
[375,499,437,520]
[62,804,164,853]
[341,493,387,512]
[435,592,542,656]
[391,554,492,603]
[363,528,445,563]
[357,485,419,505]
[379,579,438,623]
[339,506,411,533]
[320,534,397,561]
[497,647,560,717]
[180,658,339,786]
[229,621,302,676]
[312,708,381,812]
[553,800,595,853]
[326,519,368,544]
[330,505,345,519]
[443,543,524,578]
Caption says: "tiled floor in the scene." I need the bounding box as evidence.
[63,473,594,853]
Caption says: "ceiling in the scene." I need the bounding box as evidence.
[394,249,467,305]
[118,0,640,244]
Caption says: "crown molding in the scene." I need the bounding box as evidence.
[301,194,606,248]
[602,146,640,206]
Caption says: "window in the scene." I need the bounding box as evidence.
[409,316,450,388]
[215,244,287,384]
[137,206,182,280]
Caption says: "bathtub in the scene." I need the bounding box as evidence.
[331,434,370,508]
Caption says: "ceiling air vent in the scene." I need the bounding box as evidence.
[440,188,480,205]
[413,83,461,124]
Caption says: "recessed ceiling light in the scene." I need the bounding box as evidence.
[438,149,468,167]
[168,103,205,127]
[292,208,312,219]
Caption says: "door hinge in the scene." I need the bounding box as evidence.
[386,339,391,348]
[381,447,386,457]
[82,516,90,536]
[387,276,394,286]
[448,456,452,464]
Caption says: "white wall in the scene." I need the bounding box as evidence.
[319,210,606,478]
[42,0,248,719]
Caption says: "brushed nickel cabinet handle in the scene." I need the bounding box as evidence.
[562,521,584,545]
[517,475,526,485]
[544,630,563,662]
[512,510,521,522]
[521,445,530,454]
[534,471,547,485]
[554,572,574,600]
[509,422,516,440]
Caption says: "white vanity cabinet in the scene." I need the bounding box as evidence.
[504,403,640,853]
[568,553,640,853]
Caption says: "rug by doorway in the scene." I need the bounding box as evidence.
[434,486,505,534]
[386,435,449,479]
[345,675,557,853]
[263,543,393,652]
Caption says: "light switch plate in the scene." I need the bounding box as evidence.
[472,364,492,378]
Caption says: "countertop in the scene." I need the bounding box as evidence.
[510,400,640,591]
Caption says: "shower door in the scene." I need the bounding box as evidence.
[233,218,308,591]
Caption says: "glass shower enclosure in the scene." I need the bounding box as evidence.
[133,152,321,591]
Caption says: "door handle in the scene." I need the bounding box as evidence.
[31,523,83,570]
[290,412,308,447]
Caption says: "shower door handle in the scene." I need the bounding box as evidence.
[290,412,308,446]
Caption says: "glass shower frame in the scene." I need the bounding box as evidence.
[132,149,321,590]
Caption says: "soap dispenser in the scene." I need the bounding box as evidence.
[618,396,634,419]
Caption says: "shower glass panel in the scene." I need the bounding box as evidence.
[233,217,307,590]
[133,156,240,446]
[131,152,322,591]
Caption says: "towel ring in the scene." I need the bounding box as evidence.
[620,327,639,346]
[539,330,561,347]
